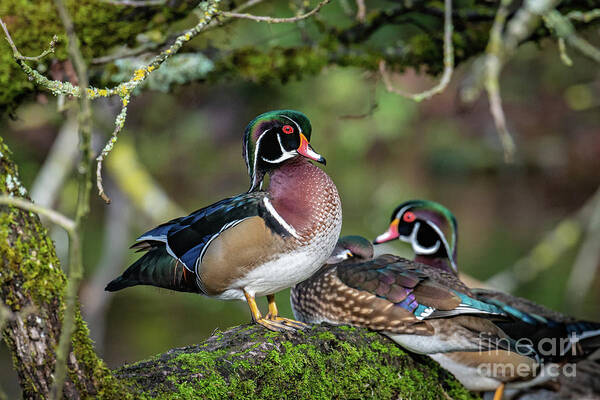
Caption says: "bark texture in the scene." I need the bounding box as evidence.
[0,137,125,399]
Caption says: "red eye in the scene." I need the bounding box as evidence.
[282,125,294,134]
[403,211,416,223]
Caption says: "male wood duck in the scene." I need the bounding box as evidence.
[106,110,343,332]
[291,238,549,399]
[374,199,600,397]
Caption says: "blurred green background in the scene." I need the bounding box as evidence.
[1,26,600,397]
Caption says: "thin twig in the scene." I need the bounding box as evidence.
[49,0,93,398]
[0,17,58,61]
[91,42,157,64]
[96,96,129,203]
[355,0,366,22]
[0,196,76,232]
[557,37,573,66]
[566,9,600,23]
[379,0,454,102]
[485,57,516,162]
[100,0,165,6]
[94,1,219,201]
[2,0,220,203]
[544,10,600,64]
[91,0,265,65]
[220,0,331,23]
[483,0,515,162]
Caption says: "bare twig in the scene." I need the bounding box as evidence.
[544,10,600,64]
[355,0,366,22]
[220,0,331,23]
[91,42,158,65]
[483,0,515,162]
[91,0,265,65]
[566,8,600,23]
[379,0,454,102]
[557,37,573,66]
[49,0,93,398]
[0,17,58,61]
[100,0,165,6]
[0,196,76,232]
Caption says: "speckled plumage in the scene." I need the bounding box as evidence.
[291,251,547,391]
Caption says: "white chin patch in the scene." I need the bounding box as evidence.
[261,151,295,164]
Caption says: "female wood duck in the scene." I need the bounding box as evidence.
[106,110,342,332]
[374,199,600,397]
[291,237,549,399]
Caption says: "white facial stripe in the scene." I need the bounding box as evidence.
[425,219,457,271]
[261,133,296,163]
[410,222,441,255]
[252,127,272,188]
[263,197,300,239]
[394,205,413,221]
[281,115,302,134]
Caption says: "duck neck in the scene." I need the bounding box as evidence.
[414,255,456,275]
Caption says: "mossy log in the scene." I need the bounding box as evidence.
[115,324,480,400]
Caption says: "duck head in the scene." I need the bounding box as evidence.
[325,235,374,264]
[374,200,458,274]
[243,110,325,191]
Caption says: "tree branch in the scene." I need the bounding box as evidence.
[0,17,58,61]
[114,324,479,399]
[220,0,331,23]
[378,0,454,102]
[50,0,94,397]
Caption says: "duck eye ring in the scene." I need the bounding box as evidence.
[282,125,294,134]
[403,211,416,223]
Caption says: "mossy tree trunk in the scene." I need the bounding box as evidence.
[0,138,125,399]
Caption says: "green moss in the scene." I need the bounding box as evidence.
[0,137,128,398]
[0,0,199,113]
[118,325,479,400]
[317,331,336,341]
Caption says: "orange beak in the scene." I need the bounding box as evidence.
[373,219,400,244]
[297,133,326,164]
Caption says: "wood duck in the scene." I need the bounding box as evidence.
[374,199,600,398]
[374,199,458,274]
[106,110,343,332]
[291,242,551,399]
